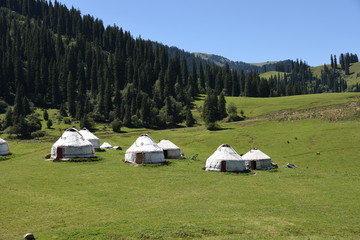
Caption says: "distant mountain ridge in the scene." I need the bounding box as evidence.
[193,52,293,73]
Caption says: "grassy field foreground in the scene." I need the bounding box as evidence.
[1,93,360,239]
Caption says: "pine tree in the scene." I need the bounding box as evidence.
[46,119,53,129]
[345,53,350,75]
[330,54,334,69]
[217,91,227,120]
[202,89,218,124]
[67,72,76,116]
[258,78,270,97]
[140,94,151,127]
[3,107,13,130]
[340,54,345,70]
[185,107,195,127]
[13,84,24,120]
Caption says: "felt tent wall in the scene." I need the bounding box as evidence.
[51,128,95,160]
[205,144,247,172]
[158,139,181,159]
[125,134,165,164]
[0,138,9,156]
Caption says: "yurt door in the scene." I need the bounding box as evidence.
[220,161,227,172]
[54,147,63,161]
[250,161,256,170]
[136,153,143,164]
[164,150,168,159]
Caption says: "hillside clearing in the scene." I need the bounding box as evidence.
[1,93,360,239]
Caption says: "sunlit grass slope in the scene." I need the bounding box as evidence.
[311,62,360,87]
[1,93,360,239]
[259,71,283,79]
[194,92,360,118]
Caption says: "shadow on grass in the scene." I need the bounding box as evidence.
[130,161,173,167]
[0,153,13,162]
[54,157,103,163]
[223,170,254,176]
[207,127,234,131]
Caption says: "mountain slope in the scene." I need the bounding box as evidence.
[194,52,296,74]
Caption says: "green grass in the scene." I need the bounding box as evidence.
[1,93,360,239]
[259,71,283,79]
[195,92,360,118]
[344,62,360,87]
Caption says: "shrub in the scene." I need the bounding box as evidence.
[226,113,244,122]
[0,100,8,114]
[63,117,72,124]
[131,115,141,128]
[111,119,122,132]
[31,130,46,138]
[43,110,49,120]
[80,114,95,130]
[206,122,220,130]
[46,119,53,129]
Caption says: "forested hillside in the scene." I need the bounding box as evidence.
[0,0,358,135]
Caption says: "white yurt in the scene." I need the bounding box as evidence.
[51,128,95,160]
[158,139,181,159]
[79,128,100,150]
[0,138,9,156]
[242,148,272,170]
[125,134,165,164]
[100,142,112,149]
[205,144,247,172]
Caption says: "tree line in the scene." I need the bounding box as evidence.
[0,0,358,136]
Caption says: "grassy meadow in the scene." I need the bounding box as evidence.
[1,93,360,239]
[260,62,360,89]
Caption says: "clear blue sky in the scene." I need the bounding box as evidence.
[57,0,359,66]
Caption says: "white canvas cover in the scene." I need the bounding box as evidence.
[51,128,95,159]
[0,138,9,156]
[242,148,272,170]
[158,139,181,159]
[125,134,165,164]
[79,128,100,149]
[205,144,247,172]
[100,142,112,149]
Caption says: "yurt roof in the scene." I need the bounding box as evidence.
[53,128,93,147]
[79,128,99,140]
[158,139,180,150]
[207,144,242,161]
[100,142,112,148]
[0,138,7,145]
[126,134,163,153]
[242,148,271,160]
